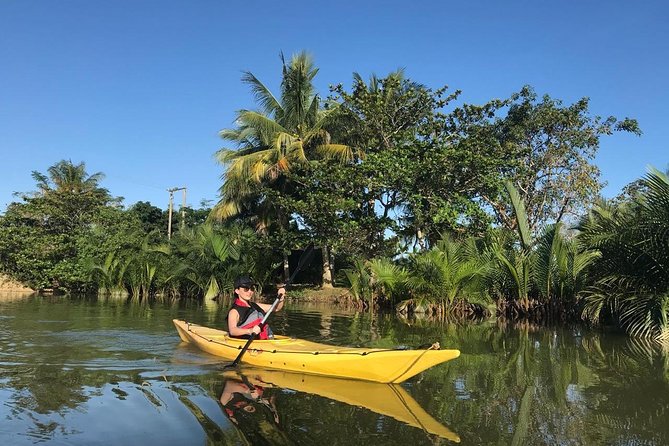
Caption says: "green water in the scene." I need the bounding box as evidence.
[0,293,667,445]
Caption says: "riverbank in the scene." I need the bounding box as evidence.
[288,285,352,303]
[0,273,33,294]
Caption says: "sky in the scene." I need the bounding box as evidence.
[1,0,667,213]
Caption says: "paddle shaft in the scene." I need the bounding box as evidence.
[228,245,315,368]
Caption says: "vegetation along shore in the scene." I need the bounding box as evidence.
[1,52,666,344]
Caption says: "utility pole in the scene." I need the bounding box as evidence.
[167,187,186,240]
[181,187,187,230]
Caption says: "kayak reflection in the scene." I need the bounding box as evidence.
[220,368,460,443]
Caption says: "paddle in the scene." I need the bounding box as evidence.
[226,245,315,369]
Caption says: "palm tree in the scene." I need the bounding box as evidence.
[89,251,130,297]
[172,224,257,299]
[31,159,108,198]
[213,51,350,284]
[579,167,669,342]
[488,181,534,310]
[406,234,488,310]
[533,222,600,303]
[343,259,374,307]
[488,230,533,307]
[28,160,113,233]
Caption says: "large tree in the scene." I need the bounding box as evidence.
[0,160,125,291]
[447,86,642,235]
[327,71,461,252]
[213,51,349,284]
[25,160,115,232]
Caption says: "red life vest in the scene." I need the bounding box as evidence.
[229,298,272,340]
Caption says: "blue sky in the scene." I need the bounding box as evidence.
[1,0,667,212]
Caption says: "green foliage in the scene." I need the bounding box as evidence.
[329,71,469,250]
[490,231,533,304]
[406,234,488,305]
[0,160,119,291]
[368,257,409,304]
[533,223,600,303]
[443,86,641,236]
[579,167,669,341]
[503,180,532,250]
[343,259,373,304]
[213,51,350,223]
[212,52,353,285]
[90,251,130,294]
[281,160,395,260]
[128,201,165,234]
[1,59,660,345]
[171,224,247,299]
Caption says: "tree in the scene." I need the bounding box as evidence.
[328,71,464,252]
[533,222,600,304]
[447,86,641,235]
[579,167,669,342]
[0,160,118,291]
[406,234,488,307]
[31,159,107,197]
[213,51,349,285]
[128,201,165,234]
[23,159,115,232]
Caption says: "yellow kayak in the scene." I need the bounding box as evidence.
[223,368,460,442]
[173,319,460,383]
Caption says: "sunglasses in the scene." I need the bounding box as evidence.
[239,286,255,292]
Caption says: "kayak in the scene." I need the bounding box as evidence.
[173,319,460,383]
[223,368,460,442]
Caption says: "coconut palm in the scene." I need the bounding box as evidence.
[213,51,351,284]
[213,52,351,219]
[579,167,669,342]
[27,160,114,233]
[31,159,108,198]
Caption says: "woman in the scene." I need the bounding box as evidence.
[227,276,286,339]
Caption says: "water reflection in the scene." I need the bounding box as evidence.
[431,323,669,444]
[219,374,291,445]
[1,293,668,445]
[218,369,460,444]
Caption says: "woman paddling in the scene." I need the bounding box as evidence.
[227,275,286,340]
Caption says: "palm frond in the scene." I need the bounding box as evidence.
[504,180,532,249]
[241,71,282,116]
[315,144,354,163]
[233,110,291,146]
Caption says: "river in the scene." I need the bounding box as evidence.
[1,293,667,445]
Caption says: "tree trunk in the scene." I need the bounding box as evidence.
[321,245,333,288]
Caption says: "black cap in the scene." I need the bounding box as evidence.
[234,275,255,289]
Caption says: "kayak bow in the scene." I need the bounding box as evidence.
[173,319,460,383]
